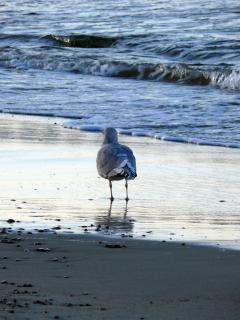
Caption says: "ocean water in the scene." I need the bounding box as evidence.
[1,0,240,147]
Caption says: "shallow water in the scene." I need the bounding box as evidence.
[0,1,240,147]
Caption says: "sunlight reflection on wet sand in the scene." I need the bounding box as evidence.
[1,114,240,249]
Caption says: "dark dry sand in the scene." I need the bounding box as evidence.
[0,232,240,320]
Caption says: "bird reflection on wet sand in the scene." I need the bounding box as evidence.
[95,200,135,235]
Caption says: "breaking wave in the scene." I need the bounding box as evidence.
[1,45,240,90]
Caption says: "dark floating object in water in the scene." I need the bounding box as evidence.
[44,34,119,48]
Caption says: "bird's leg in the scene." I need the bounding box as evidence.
[108,199,113,216]
[124,198,128,218]
[109,180,114,201]
[125,179,129,202]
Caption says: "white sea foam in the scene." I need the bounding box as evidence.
[210,68,240,90]
[64,121,103,132]
[63,122,240,149]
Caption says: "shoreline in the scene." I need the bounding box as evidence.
[0,113,240,250]
[65,121,240,150]
[1,110,239,149]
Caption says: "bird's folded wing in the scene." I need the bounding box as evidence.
[97,144,136,179]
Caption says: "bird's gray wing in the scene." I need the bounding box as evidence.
[97,144,136,179]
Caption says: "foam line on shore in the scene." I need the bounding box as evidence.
[64,121,240,149]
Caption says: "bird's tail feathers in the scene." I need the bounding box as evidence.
[124,164,137,180]
[108,164,137,180]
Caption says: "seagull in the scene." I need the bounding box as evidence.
[97,128,137,201]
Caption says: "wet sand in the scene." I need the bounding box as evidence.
[1,114,240,319]
[1,232,240,320]
[0,114,240,247]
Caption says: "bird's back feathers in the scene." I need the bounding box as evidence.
[97,143,137,181]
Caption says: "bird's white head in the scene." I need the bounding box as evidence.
[103,127,118,144]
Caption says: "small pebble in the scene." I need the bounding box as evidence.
[52,226,61,230]
[1,280,8,284]
[36,248,51,252]
[105,244,126,249]
[6,219,15,224]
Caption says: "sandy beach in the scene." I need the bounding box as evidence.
[1,1,240,318]
[1,114,240,319]
[1,232,240,320]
